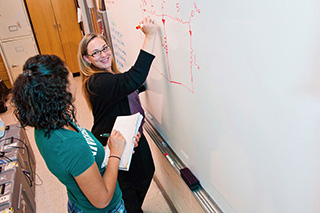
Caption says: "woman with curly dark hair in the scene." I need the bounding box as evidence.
[11,54,139,212]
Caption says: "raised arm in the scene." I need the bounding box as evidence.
[139,17,157,54]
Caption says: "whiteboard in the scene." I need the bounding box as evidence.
[105,0,320,212]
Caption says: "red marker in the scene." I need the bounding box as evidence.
[165,153,175,166]
[136,24,143,29]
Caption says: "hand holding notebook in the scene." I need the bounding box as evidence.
[102,112,143,171]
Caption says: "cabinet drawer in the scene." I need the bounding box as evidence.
[2,79,11,89]
[0,61,6,71]
[0,71,9,80]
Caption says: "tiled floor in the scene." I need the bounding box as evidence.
[0,76,171,213]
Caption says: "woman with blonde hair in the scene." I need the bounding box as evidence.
[78,18,157,212]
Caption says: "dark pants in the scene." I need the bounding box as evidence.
[0,101,6,113]
[118,134,155,213]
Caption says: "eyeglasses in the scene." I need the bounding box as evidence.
[87,46,111,58]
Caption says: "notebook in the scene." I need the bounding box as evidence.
[0,117,5,139]
[102,112,143,171]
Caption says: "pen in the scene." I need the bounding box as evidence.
[100,133,110,137]
[136,24,143,29]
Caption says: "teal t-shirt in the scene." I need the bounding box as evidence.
[35,124,122,212]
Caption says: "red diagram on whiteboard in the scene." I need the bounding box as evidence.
[140,1,200,93]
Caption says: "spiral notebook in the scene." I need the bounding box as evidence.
[102,112,143,171]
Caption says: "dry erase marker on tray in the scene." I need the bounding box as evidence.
[136,24,143,29]
[165,153,175,166]
[100,133,110,137]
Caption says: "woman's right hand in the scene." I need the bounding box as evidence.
[140,17,157,37]
[108,130,126,157]
[140,17,157,54]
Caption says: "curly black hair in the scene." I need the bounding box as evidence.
[11,54,77,137]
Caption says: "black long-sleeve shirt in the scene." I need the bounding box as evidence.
[87,50,155,145]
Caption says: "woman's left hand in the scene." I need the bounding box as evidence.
[132,132,141,154]
[133,132,141,148]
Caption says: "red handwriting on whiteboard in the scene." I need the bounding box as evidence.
[141,1,201,93]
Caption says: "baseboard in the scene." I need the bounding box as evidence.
[153,175,178,213]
